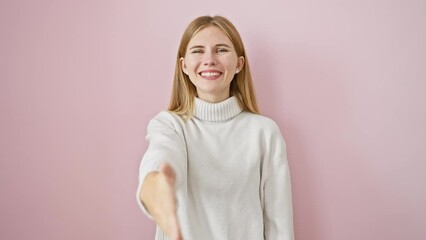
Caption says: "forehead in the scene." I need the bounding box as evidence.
[188,25,233,47]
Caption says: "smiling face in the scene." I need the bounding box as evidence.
[180,25,244,103]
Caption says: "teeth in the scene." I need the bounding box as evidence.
[201,72,220,77]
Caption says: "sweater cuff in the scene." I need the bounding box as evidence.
[136,160,162,219]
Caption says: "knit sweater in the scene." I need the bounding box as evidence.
[136,96,294,240]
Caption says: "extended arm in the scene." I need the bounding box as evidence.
[136,113,186,240]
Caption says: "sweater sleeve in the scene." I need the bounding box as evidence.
[136,112,187,219]
[263,127,294,240]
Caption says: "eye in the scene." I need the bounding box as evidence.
[217,48,229,53]
[191,49,203,54]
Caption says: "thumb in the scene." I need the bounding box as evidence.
[159,162,176,185]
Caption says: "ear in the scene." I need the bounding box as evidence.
[237,56,245,73]
[180,57,188,75]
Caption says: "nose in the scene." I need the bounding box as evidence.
[202,51,217,66]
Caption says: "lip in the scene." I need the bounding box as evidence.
[199,70,223,81]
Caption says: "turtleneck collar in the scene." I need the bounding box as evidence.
[194,96,243,122]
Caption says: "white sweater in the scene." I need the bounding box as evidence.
[136,96,294,240]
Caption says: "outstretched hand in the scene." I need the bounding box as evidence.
[140,162,183,240]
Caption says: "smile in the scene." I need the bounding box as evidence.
[199,70,223,80]
[201,72,220,77]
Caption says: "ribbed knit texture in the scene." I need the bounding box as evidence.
[194,96,242,122]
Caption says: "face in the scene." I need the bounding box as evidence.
[181,26,244,103]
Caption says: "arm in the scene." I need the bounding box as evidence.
[135,112,186,240]
[263,129,294,240]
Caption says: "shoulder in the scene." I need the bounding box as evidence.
[239,112,281,132]
[238,112,286,144]
[148,111,184,132]
[151,111,182,123]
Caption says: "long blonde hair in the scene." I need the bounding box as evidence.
[168,15,259,117]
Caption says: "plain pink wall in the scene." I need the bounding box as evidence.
[1,0,425,239]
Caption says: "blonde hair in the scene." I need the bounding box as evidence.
[168,15,259,117]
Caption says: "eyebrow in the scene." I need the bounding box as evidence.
[189,43,232,50]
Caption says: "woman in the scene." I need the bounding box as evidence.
[136,15,294,240]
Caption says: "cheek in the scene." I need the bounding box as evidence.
[223,57,238,69]
[185,57,200,70]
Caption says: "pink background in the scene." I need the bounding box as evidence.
[1,0,425,239]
